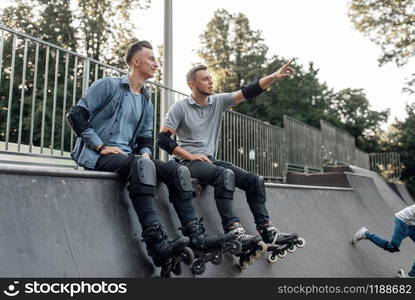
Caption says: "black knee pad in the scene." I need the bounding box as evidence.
[161,161,194,202]
[245,173,266,202]
[214,168,235,199]
[128,158,156,197]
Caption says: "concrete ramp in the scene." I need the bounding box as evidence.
[0,165,413,277]
[391,183,414,206]
[348,166,407,212]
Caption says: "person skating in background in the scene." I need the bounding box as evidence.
[352,204,415,278]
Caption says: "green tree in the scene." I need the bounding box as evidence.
[328,88,390,152]
[76,0,150,67]
[236,58,335,129]
[348,0,415,92]
[387,103,415,194]
[0,0,150,151]
[198,8,268,92]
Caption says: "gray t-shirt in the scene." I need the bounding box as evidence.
[163,93,235,157]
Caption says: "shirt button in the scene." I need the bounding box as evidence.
[115,119,118,122]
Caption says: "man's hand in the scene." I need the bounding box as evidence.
[271,58,296,80]
[99,146,127,156]
[189,153,211,163]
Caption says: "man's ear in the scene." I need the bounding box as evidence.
[134,56,140,67]
[187,81,194,90]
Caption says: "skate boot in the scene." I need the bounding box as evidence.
[142,222,194,277]
[397,269,415,278]
[257,222,305,263]
[227,222,267,270]
[352,226,368,245]
[181,218,242,275]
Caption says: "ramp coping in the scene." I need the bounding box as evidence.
[0,164,355,191]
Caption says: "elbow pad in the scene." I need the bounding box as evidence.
[157,131,178,155]
[66,106,92,137]
[241,79,264,100]
[135,137,154,155]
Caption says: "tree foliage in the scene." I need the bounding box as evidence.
[348,0,415,92]
[198,8,389,153]
[198,9,268,92]
[386,104,415,193]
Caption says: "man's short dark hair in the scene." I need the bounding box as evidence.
[125,41,153,67]
[186,65,208,82]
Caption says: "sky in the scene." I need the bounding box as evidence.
[135,0,415,125]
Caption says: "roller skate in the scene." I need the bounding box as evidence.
[227,222,267,270]
[142,223,194,278]
[181,218,242,275]
[257,222,305,263]
[397,269,415,278]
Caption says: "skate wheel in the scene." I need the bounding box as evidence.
[172,262,182,275]
[296,237,306,248]
[247,255,255,265]
[268,253,278,263]
[182,247,195,265]
[191,261,206,275]
[239,261,248,270]
[211,252,224,265]
[287,244,297,253]
[278,250,287,258]
[257,241,267,253]
[229,240,243,255]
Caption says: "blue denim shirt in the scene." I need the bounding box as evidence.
[70,76,153,169]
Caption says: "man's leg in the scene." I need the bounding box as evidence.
[184,160,238,230]
[153,159,197,227]
[154,159,236,251]
[212,158,299,247]
[184,160,266,258]
[365,218,409,253]
[95,154,189,267]
[212,159,269,226]
[95,153,158,227]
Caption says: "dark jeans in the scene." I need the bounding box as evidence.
[366,217,415,275]
[182,156,270,230]
[95,154,197,229]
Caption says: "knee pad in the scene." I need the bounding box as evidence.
[214,168,235,200]
[245,173,266,202]
[173,165,194,201]
[128,158,156,197]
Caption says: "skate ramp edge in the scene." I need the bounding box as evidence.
[0,164,413,278]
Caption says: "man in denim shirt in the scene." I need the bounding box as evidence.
[67,41,234,274]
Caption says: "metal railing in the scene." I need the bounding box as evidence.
[284,115,322,170]
[217,111,286,179]
[1,24,390,181]
[370,152,401,181]
[0,24,186,165]
[320,120,367,167]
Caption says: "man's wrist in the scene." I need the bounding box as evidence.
[96,144,106,153]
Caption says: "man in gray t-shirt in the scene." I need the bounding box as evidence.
[158,62,305,269]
